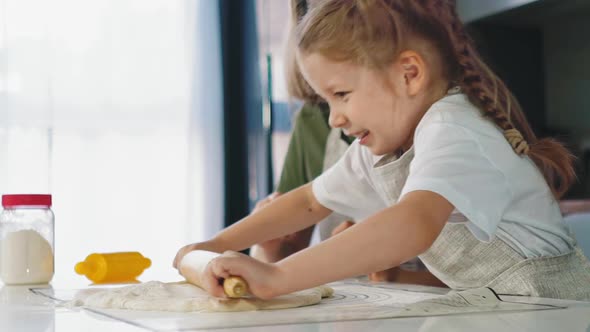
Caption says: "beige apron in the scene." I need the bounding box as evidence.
[311,128,354,243]
[317,129,425,270]
[372,144,590,300]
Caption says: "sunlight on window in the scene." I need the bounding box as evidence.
[0,0,223,284]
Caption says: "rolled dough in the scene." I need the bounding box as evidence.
[66,281,333,312]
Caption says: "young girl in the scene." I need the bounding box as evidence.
[251,0,443,286]
[174,0,590,300]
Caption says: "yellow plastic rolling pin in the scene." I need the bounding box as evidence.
[179,250,249,298]
[75,252,152,283]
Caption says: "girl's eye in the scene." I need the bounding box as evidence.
[334,91,350,99]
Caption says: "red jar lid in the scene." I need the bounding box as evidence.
[2,194,52,207]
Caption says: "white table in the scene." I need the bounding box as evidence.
[2,277,590,332]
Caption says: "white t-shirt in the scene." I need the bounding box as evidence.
[312,94,575,258]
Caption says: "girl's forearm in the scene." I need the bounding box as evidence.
[275,191,452,295]
[212,184,331,252]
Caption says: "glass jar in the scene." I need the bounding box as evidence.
[0,194,54,285]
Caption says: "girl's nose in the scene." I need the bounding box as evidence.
[329,110,347,128]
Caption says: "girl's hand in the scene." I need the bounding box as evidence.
[202,251,284,299]
[174,192,281,268]
[173,241,220,269]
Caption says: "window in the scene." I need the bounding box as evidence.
[0,0,223,283]
[256,0,297,186]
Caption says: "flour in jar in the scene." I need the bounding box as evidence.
[0,229,54,284]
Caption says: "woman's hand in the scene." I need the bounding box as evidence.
[330,220,356,237]
[368,267,400,282]
[330,220,400,282]
[202,251,284,299]
[250,192,315,262]
[251,192,286,258]
[253,192,281,212]
[329,221,445,286]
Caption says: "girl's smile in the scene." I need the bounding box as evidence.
[297,51,438,156]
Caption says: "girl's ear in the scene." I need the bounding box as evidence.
[394,50,427,97]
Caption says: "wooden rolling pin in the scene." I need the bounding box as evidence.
[179,250,249,298]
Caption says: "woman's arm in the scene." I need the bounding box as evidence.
[250,227,315,263]
[249,192,315,263]
[173,183,331,268]
[330,220,447,287]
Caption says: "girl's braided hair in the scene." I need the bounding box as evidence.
[294,0,575,198]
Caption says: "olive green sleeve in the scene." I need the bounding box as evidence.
[276,110,309,193]
[276,103,332,193]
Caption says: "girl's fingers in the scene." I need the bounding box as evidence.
[206,254,279,299]
[210,258,231,279]
[208,254,252,298]
[203,274,226,298]
[204,261,230,298]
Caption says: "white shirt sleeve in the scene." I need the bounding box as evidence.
[400,120,513,241]
[312,141,385,221]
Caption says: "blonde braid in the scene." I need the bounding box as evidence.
[295,0,573,197]
[439,1,530,155]
[504,129,530,154]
